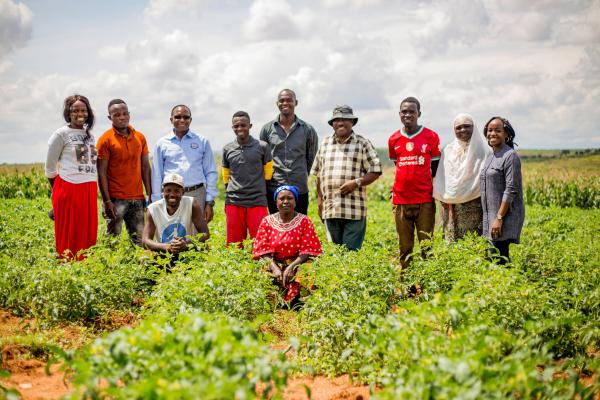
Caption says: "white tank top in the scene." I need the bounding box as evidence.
[148,196,194,243]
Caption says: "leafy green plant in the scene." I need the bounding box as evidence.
[65,312,289,399]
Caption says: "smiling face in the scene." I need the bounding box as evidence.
[399,101,420,131]
[69,100,89,129]
[454,120,474,142]
[162,183,184,209]
[170,106,192,135]
[232,116,252,143]
[108,103,130,130]
[485,118,508,148]
[332,118,354,140]
[276,190,296,214]
[277,90,297,117]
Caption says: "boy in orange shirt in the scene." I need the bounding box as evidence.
[97,99,152,245]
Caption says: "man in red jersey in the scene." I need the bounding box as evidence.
[388,97,441,269]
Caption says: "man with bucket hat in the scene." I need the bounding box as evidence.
[311,105,382,250]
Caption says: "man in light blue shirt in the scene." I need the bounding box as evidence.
[151,105,218,223]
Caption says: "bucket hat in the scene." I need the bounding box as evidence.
[328,105,358,126]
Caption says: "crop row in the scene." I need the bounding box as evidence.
[0,197,598,398]
[2,166,600,209]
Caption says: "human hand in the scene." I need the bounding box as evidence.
[282,264,297,286]
[491,218,503,239]
[339,180,359,195]
[270,261,283,286]
[103,201,117,220]
[169,237,188,254]
[204,204,214,223]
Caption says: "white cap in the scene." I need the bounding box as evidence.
[162,173,184,188]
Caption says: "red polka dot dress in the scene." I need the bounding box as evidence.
[253,213,322,301]
[253,213,322,261]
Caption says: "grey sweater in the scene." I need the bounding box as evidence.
[480,144,525,243]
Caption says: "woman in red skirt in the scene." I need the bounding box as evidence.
[45,94,98,260]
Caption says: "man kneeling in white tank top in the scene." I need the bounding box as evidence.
[143,173,209,254]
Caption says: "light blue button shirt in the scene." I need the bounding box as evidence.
[151,130,218,203]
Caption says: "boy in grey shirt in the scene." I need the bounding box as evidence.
[222,111,273,246]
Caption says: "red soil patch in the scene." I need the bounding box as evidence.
[284,375,370,400]
[1,362,71,400]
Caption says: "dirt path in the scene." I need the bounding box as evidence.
[2,364,369,400]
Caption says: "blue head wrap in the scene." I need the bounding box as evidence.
[274,185,299,202]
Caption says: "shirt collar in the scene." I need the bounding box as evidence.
[332,131,356,144]
[274,115,303,127]
[235,136,256,148]
[400,125,423,138]
[111,124,135,138]
[169,129,193,141]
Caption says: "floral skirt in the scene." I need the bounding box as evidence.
[440,198,483,243]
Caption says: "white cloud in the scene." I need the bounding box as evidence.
[0,0,599,163]
[243,0,313,41]
[144,0,211,19]
[0,0,32,58]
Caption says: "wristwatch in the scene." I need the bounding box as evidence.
[206,200,215,206]
[496,214,503,220]
[355,177,363,187]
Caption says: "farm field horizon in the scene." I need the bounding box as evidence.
[0,152,598,399]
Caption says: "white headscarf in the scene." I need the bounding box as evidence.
[433,113,491,204]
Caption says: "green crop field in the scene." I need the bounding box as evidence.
[0,153,599,399]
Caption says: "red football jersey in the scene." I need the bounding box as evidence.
[388,126,441,205]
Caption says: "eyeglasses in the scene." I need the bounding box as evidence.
[173,115,191,120]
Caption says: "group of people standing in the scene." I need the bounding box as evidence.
[44,90,524,285]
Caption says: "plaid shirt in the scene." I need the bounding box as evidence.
[311,132,382,220]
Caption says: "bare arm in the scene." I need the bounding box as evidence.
[191,198,210,242]
[97,159,116,219]
[142,212,171,252]
[315,176,324,221]
[141,154,152,204]
[261,254,283,285]
[431,159,440,178]
[282,254,310,285]
[339,171,381,195]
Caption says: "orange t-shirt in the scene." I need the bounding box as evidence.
[96,125,149,199]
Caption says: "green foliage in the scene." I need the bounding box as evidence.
[0,181,598,397]
[66,312,289,399]
[0,169,51,199]
[0,198,156,324]
[298,247,399,375]
[524,177,600,209]
[145,244,276,320]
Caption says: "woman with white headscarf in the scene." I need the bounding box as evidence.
[433,114,490,242]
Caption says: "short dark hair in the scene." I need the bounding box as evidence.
[400,96,421,112]
[63,94,95,137]
[483,116,517,149]
[107,99,126,112]
[232,110,250,121]
[171,104,191,116]
[278,88,297,100]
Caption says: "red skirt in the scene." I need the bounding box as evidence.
[51,175,98,260]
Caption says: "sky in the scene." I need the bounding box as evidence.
[0,0,599,163]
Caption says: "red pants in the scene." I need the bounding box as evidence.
[52,176,98,260]
[225,204,268,246]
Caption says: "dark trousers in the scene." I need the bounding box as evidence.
[325,218,366,251]
[393,202,436,269]
[490,240,511,265]
[266,190,309,215]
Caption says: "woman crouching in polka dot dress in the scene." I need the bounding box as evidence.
[253,185,322,303]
